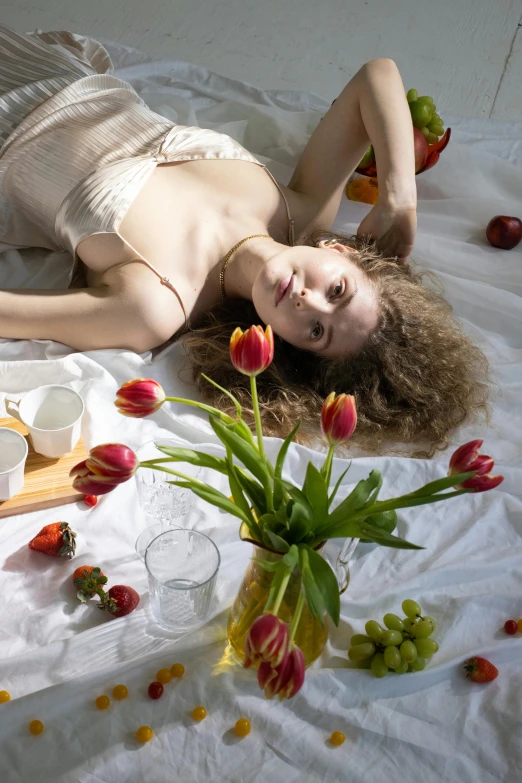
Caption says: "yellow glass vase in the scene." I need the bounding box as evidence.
[227,535,356,668]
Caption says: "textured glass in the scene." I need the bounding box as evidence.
[145,528,220,632]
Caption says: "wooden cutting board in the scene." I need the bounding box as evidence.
[0,417,87,519]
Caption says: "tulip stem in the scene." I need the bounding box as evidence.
[270,569,292,616]
[288,590,305,645]
[321,445,335,486]
[250,377,265,461]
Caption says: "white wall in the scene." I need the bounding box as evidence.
[3,0,522,120]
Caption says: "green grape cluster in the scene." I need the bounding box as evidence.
[406,88,445,145]
[348,599,439,677]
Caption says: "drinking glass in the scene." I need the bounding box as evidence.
[145,528,220,632]
[135,439,201,522]
[135,523,180,560]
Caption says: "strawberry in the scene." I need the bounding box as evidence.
[28,521,77,558]
[99,585,140,618]
[84,495,98,508]
[72,565,107,602]
[464,656,499,683]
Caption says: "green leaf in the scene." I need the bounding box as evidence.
[152,446,228,475]
[283,544,299,571]
[167,480,249,522]
[366,488,471,515]
[235,470,267,516]
[356,522,423,550]
[328,463,351,509]
[318,470,383,535]
[406,471,476,498]
[303,462,329,527]
[273,422,300,508]
[287,502,312,543]
[265,531,290,553]
[209,417,273,498]
[301,544,340,626]
[251,557,281,573]
[227,462,261,541]
[281,481,314,521]
[299,547,325,620]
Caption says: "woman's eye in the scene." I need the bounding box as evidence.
[311,323,322,340]
[331,282,343,298]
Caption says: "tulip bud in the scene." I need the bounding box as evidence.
[243,614,289,669]
[321,392,357,446]
[448,440,503,493]
[230,325,274,377]
[70,444,139,495]
[115,379,166,418]
[257,646,305,701]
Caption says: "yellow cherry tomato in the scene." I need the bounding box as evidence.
[0,690,10,704]
[170,663,185,678]
[156,668,172,685]
[330,731,346,746]
[517,619,522,633]
[95,695,110,710]
[192,706,207,721]
[234,718,251,737]
[29,720,44,735]
[136,725,154,743]
[112,685,128,700]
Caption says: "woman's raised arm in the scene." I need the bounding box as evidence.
[289,58,417,261]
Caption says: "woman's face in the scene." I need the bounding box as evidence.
[251,242,380,357]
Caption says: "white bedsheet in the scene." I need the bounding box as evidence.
[0,40,521,783]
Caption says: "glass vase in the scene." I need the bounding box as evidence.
[227,536,357,668]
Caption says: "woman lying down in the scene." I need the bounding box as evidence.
[0,25,488,454]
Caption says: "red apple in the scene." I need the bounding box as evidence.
[486,215,522,250]
[413,128,428,173]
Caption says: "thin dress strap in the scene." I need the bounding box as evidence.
[262,168,296,246]
[111,235,189,327]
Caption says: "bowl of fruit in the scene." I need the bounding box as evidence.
[347,89,451,204]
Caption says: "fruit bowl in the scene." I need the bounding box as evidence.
[354,89,451,179]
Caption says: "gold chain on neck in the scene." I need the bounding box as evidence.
[219,234,273,303]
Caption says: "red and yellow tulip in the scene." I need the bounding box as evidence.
[243,614,289,669]
[70,444,139,495]
[448,439,504,493]
[257,646,305,701]
[321,392,357,447]
[229,325,274,377]
[115,379,166,418]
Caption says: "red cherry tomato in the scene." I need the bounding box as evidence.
[84,495,98,508]
[148,681,164,700]
[504,619,518,635]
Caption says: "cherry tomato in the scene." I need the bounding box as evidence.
[148,682,164,700]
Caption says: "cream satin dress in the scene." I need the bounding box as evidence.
[0,25,294,323]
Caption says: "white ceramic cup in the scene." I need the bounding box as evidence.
[5,385,84,458]
[0,427,28,500]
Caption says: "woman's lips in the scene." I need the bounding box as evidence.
[275,274,293,306]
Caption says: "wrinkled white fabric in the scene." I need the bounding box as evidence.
[0,39,521,783]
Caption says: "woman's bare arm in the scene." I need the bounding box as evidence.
[289,58,417,260]
[0,285,174,352]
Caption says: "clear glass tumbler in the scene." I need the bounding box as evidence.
[135,439,201,522]
[145,528,220,632]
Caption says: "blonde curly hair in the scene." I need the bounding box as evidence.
[182,230,489,456]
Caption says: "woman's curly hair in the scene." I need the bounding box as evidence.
[182,230,490,456]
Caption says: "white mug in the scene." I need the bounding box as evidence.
[6,385,84,458]
[0,427,28,500]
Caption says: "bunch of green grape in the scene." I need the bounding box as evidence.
[348,599,439,678]
[406,89,444,144]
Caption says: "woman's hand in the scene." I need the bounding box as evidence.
[356,202,417,264]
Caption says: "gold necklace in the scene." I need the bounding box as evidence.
[220,234,272,303]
